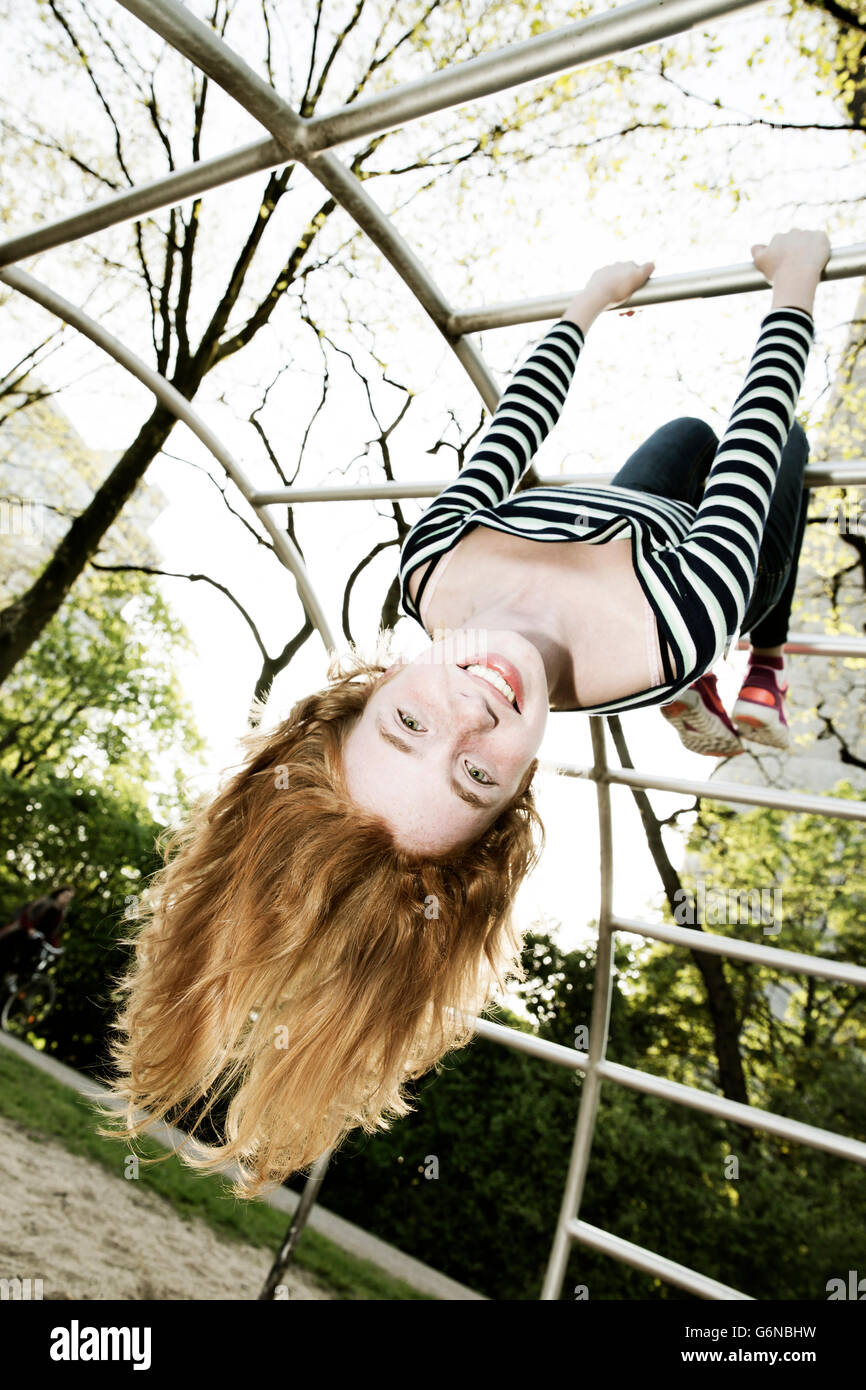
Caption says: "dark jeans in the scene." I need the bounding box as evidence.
[609,416,810,647]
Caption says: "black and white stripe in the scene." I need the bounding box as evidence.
[398,307,815,714]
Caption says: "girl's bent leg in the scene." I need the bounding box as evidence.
[616,419,742,756]
[610,416,719,508]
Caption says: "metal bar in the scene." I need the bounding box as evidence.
[0,265,336,652]
[598,1056,866,1164]
[252,480,476,504]
[1,0,762,268]
[737,633,866,659]
[115,0,307,158]
[470,1015,590,1072]
[471,1014,866,1163]
[302,0,765,155]
[7,3,862,451]
[258,1147,334,1300]
[303,151,500,410]
[112,0,501,412]
[448,241,866,333]
[249,462,866,504]
[553,762,866,822]
[806,460,866,487]
[0,138,285,269]
[541,717,617,1300]
[118,0,462,349]
[613,915,866,988]
[568,1220,753,1300]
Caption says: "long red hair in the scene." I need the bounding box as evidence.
[94,642,542,1198]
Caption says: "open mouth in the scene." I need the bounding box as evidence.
[457,656,522,713]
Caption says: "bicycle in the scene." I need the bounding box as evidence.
[0,929,64,1035]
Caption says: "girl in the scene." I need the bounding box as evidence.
[98,229,829,1196]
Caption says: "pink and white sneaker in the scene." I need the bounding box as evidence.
[660,672,743,757]
[732,658,791,750]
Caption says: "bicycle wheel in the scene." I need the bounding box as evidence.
[1,976,56,1034]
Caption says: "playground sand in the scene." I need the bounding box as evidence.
[0,1111,336,1301]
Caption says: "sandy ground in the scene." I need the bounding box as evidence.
[0,1112,337,1301]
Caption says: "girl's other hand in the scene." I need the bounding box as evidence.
[751,229,831,284]
[584,259,655,312]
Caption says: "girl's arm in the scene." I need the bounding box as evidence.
[659,306,815,669]
[417,259,654,521]
[659,232,829,667]
[399,261,654,604]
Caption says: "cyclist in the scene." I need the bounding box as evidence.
[0,884,74,975]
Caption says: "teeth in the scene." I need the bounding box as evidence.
[463,663,518,709]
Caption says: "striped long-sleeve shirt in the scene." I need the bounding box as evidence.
[398,306,815,715]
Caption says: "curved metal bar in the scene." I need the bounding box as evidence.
[448,241,866,333]
[115,0,308,157]
[541,715,617,1300]
[0,265,336,652]
[112,0,501,411]
[303,151,501,409]
[1,0,760,268]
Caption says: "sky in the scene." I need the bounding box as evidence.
[2,0,863,957]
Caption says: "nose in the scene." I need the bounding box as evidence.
[451,671,498,728]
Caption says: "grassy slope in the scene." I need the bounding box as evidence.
[0,1044,433,1301]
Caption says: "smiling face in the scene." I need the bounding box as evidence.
[341,631,550,855]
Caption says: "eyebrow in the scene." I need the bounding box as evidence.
[375,719,495,811]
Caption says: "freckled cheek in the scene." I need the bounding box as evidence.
[501,744,534,785]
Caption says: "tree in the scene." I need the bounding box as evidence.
[0,565,204,817]
[0,562,205,1069]
[1,0,677,691]
[290,921,866,1297]
[667,788,866,1079]
[4,0,862,700]
[0,765,166,1070]
[2,2,864,1295]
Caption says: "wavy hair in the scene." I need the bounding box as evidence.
[94,637,544,1198]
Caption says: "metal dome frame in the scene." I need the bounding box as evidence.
[3,0,866,1302]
